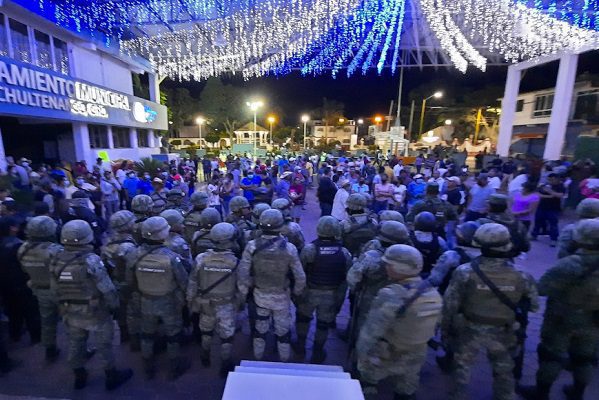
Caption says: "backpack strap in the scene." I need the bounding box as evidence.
[17,242,44,263]
[132,247,163,271]
[54,252,87,279]
[251,237,284,258]
[395,280,432,317]
[470,257,519,315]
[199,259,240,296]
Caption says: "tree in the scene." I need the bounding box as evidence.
[204,131,221,146]
[273,126,302,146]
[198,78,246,144]
[313,98,345,144]
[163,88,198,136]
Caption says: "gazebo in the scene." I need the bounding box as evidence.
[234,123,270,147]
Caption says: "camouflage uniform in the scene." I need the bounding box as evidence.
[226,196,256,250]
[183,192,209,243]
[406,194,458,232]
[50,220,132,390]
[357,245,442,399]
[442,224,538,400]
[18,216,64,358]
[127,216,190,380]
[187,223,239,375]
[556,198,599,259]
[191,207,222,258]
[131,195,153,243]
[238,209,306,361]
[341,214,378,258]
[150,188,168,215]
[165,188,188,213]
[272,198,306,251]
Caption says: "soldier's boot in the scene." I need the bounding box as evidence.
[45,346,60,363]
[200,348,211,367]
[143,357,156,380]
[563,380,586,400]
[129,334,141,352]
[517,383,551,400]
[73,367,88,390]
[200,333,212,367]
[168,357,191,380]
[291,337,306,358]
[104,367,133,390]
[276,333,291,362]
[310,343,327,364]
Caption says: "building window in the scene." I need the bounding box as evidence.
[516,99,524,112]
[34,30,52,69]
[137,129,149,147]
[112,127,131,148]
[533,94,554,118]
[574,89,599,122]
[89,125,108,149]
[0,14,8,57]
[53,38,70,75]
[9,19,31,63]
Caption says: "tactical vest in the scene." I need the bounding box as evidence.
[438,247,472,294]
[563,255,599,311]
[18,242,57,289]
[252,237,290,290]
[344,216,377,256]
[410,231,441,275]
[388,284,442,349]
[53,251,99,303]
[462,263,526,325]
[488,214,530,254]
[281,222,304,251]
[132,216,147,243]
[307,240,346,288]
[425,198,448,228]
[151,192,167,215]
[102,238,136,284]
[134,247,177,297]
[183,211,202,243]
[198,250,238,299]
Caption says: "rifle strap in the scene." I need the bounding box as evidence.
[54,252,87,279]
[470,257,518,314]
[395,280,432,317]
[251,237,285,258]
[132,247,163,271]
[199,259,240,296]
[17,242,44,263]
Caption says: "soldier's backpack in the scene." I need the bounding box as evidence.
[344,216,377,256]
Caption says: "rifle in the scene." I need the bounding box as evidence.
[346,284,364,360]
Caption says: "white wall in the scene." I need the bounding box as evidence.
[70,46,134,94]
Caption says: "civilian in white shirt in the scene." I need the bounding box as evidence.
[488,168,502,190]
[100,170,121,220]
[331,179,351,221]
[393,161,404,179]
[206,175,222,215]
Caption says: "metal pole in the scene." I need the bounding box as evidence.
[474,107,482,143]
[407,100,415,141]
[269,122,273,144]
[395,67,404,125]
[303,122,307,150]
[253,111,257,159]
[419,98,427,136]
[199,123,202,148]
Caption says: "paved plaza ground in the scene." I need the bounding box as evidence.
[1,186,598,399]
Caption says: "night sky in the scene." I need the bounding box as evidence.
[163,50,599,125]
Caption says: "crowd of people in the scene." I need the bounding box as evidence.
[0,150,598,400]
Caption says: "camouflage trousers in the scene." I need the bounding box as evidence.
[254,305,292,362]
[199,301,237,361]
[296,288,337,347]
[34,290,59,348]
[126,292,141,336]
[450,323,517,400]
[140,295,183,361]
[65,316,114,370]
[357,343,428,398]
[536,310,599,388]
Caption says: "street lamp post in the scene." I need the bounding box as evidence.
[301,115,310,150]
[419,91,443,136]
[196,116,205,148]
[374,116,383,131]
[246,100,263,159]
[267,115,276,144]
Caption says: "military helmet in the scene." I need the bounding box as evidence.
[317,216,341,238]
[199,208,222,229]
[382,244,423,276]
[253,203,271,219]
[573,219,599,248]
[109,210,135,232]
[259,209,285,232]
[378,221,409,244]
[346,193,367,211]
[190,191,209,208]
[26,216,57,239]
[131,194,154,214]
[488,193,508,206]
[61,220,93,245]
[272,198,291,211]
[160,209,184,227]
[167,188,184,199]
[414,211,437,232]
[456,221,480,246]
[141,216,170,242]
[379,210,405,224]
[230,196,250,213]
[210,222,237,250]
[576,198,599,219]
[473,223,513,253]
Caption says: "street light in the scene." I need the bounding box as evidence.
[246,100,264,158]
[267,115,276,144]
[357,118,364,125]
[196,116,205,148]
[339,118,345,124]
[301,114,310,150]
[419,91,443,135]
[374,115,383,132]
[445,119,452,125]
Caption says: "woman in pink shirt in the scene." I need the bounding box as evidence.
[511,181,540,231]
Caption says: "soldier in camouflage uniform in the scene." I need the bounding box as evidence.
[131,194,154,243]
[519,219,599,400]
[238,209,306,362]
[293,216,352,363]
[557,197,599,259]
[183,191,209,243]
[226,196,256,249]
[405,182,458,237]
[378,209,405,224]
[478,194,530,256]
[191,207,222,258]
[360,220,412,254]
[356,245,442,400]
[165,188,187,213]
[127,216,190,380]
[100,211,139,350]
[410,211,447,278]
[50,220,133,390]
[187,222,240,376]
[160,209,193,272]
[18,216,64,361]
[150,179,169,215]
[249,202,271,240]
[341,193,378,258]
[442,223,538,400]
[271,198,306,251]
